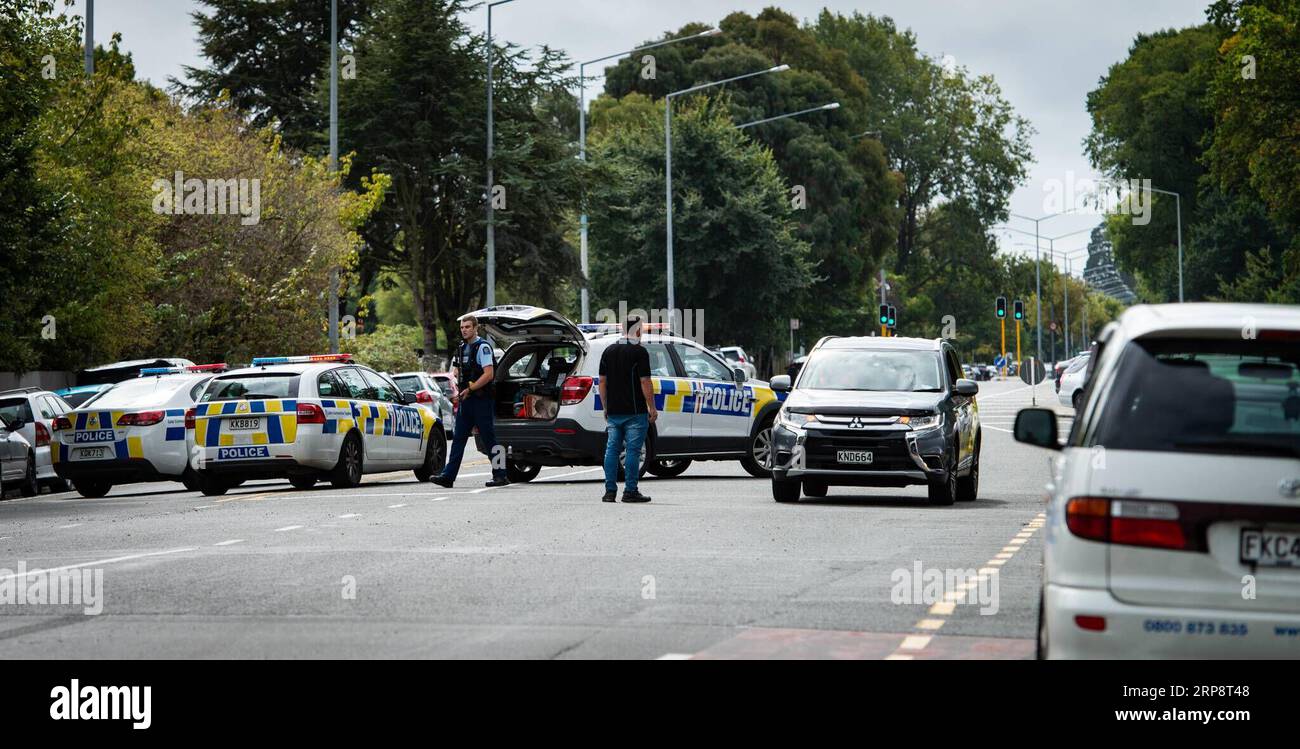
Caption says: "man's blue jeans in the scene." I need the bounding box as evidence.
[603,413,648,493]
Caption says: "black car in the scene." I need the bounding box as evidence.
[767,336,981,505]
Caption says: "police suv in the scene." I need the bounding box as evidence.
[52,364,227,498]
[466,306,785,482]
[189,354,445,496]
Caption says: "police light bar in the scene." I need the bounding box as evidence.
[139,363,229,376]
[251,354,354,366]
[578,322,671,335]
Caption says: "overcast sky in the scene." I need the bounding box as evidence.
[70,0,1209,272]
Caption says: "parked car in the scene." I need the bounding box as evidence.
[1016,303,1300,658]
[1056,352,1091,409]
[718,346,758,380]
[0,412,38,497]
[75,358,196,386]
[55,383,115,409]
[390,371,456,440]
[0,387,74,493]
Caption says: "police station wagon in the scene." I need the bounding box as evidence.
[465,306,785,482]
[189,354,445,496]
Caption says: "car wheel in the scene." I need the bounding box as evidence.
[646,458,691,478]
[19,454,39,497]
[1036,592,1049,660]
[1071,390,1082,411]
[181,467,201,492]
[414,432,448,482]
[197,472,230,497]
[505,461,541,483]
[802,480,827,498]
[956,437,980,502]
[740,416,775,478]
[289,475,317,490]
[772,475,801,503]
[330,432,364,489]
[616,435,653,482]
[927,455,958,506]
[72,479,112,499]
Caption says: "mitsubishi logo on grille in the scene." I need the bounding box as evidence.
[848,417,867,429]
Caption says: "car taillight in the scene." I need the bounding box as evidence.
[53,417,71,432]
[1065,497,1188,550]
[560,376,593,406]
[34,422,50,447]
[1075,615,1106,632]
[117,410,164,427]
[296,403,326,425]
[416,390,434,404]
[184,408,196,430]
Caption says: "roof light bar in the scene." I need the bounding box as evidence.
[251,354,354,366]
[139,363,229,376]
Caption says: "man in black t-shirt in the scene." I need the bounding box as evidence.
[597,317,659,503]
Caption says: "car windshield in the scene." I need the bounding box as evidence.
[798,349,944,392]
[85,378,193,409]
[201,374,300,402]
[1089,338,1300,457]
[392,375,422,394]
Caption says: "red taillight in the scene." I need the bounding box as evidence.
[53,417,71,432]
[1074,615,1106,632]
[117,410,164,427]
[296,403,326,425]
[560,376,593,406]
[416,390,434,404]
[184,408,196,430]
[34,422,50,447]
[554,428,576,435]
[1066,497,1188,550]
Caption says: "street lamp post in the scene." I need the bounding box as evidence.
[1149,186,1184,303]
[665,64,789,324]
[485,0,518,309]
[328,0,339,353]
[735,101,840,130]
[577,28,721,323]
[84,0,93,76]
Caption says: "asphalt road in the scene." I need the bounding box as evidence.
[0,378,1074,659]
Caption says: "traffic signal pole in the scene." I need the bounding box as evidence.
[1000,318,1007,380]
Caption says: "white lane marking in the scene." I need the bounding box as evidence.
[214,539,244,546]
[885,653,915,660]
[430,496,448,502]
[916,618,945,631]
[337,513,360,519]
[193,505,216,510]
[533,467,603,482]
[656,653,693,660]
[274,525,304,532]
[899,635,932,650]
[983,425,1012,434]
[387,503,407,509]
[58,523,82,529]
[0,547,198,582]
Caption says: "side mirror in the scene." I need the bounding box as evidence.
[769,374,791,393]
[954,379,979,397]
[1014,408,1060,450]
[732,367,747,384]
[402,391,418,405]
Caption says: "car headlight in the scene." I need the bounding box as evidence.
[902,413,942,432]
[776,408,816,431]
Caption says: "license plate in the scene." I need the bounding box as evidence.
[228,418,262,431]
[76,447,107,460]
[836,449,874,465]
[1240,528,1300,568]
[217,445,270,461]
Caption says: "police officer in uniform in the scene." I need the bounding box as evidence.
[432,315,509,488]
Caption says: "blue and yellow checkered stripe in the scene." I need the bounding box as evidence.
[194,400,298,448]
[591,377,782,421]
[54,408,186,463]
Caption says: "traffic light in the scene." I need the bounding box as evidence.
[887,305,897,328]
[995,296,1007,319]
[879,304,890,326]
[1013,299,1024,321]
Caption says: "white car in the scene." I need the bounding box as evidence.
[390,371,456,440]
[471,306,786,482]
[0,414,37,497]
[0,387,74,493]
[189,354,444,496]
[1016,303,1300,658]
[718,346,758,380]
[1056,353,1091,410]
[52,365,226,498]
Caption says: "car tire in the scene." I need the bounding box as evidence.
[1036,592,1049,660]
[772,475,800,503]
[740,416,775,478]
[802,480,827,498]
[181,467,201,492]
[616,434,653,482]
[289,476,317,490]
[330,432,364,489]
[45,477,70,494]
[646,458,691,478]
[197,472,230,497]
[72,479,112,499]
[414,432,448,482]
[19,454,39,497]
[956,436,980,502]
[1071,390,1082,411]
[505,460,541,484]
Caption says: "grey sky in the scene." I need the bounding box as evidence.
[70,0,1209,271]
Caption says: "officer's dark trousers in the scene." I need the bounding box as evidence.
[439,395,506,482]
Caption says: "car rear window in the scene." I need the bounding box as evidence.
[392,375,422,394]
[86,378,194,409]
[201,374,300,402]
[0,398,34,424]
[1089,337,1300,457]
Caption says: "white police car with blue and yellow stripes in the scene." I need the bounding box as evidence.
[188,354,444,496]
[52,364,227,498]
[467,306,786,482]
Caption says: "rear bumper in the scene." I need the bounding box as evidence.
[770,423,950,486]
[1044,583,1300,659]
[199,458,316,480]
[492,418,606,466]
[54,457,167,485]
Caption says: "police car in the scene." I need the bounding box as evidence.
[189,354,445,496]
[467,306,785,482]
[51,364,227,498]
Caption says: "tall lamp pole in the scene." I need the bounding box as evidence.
[485,0,518,309]
[328,0,339,353]
[83,0,93,75]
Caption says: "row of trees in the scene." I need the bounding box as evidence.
[1085,0,1300,303]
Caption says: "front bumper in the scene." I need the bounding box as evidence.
[1044,583,1300,659]
[770,421,950,486]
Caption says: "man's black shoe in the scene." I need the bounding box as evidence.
[484,477,510,488]
[602,490,617,502]
[431,475,453,488]
[621,491,651,503]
